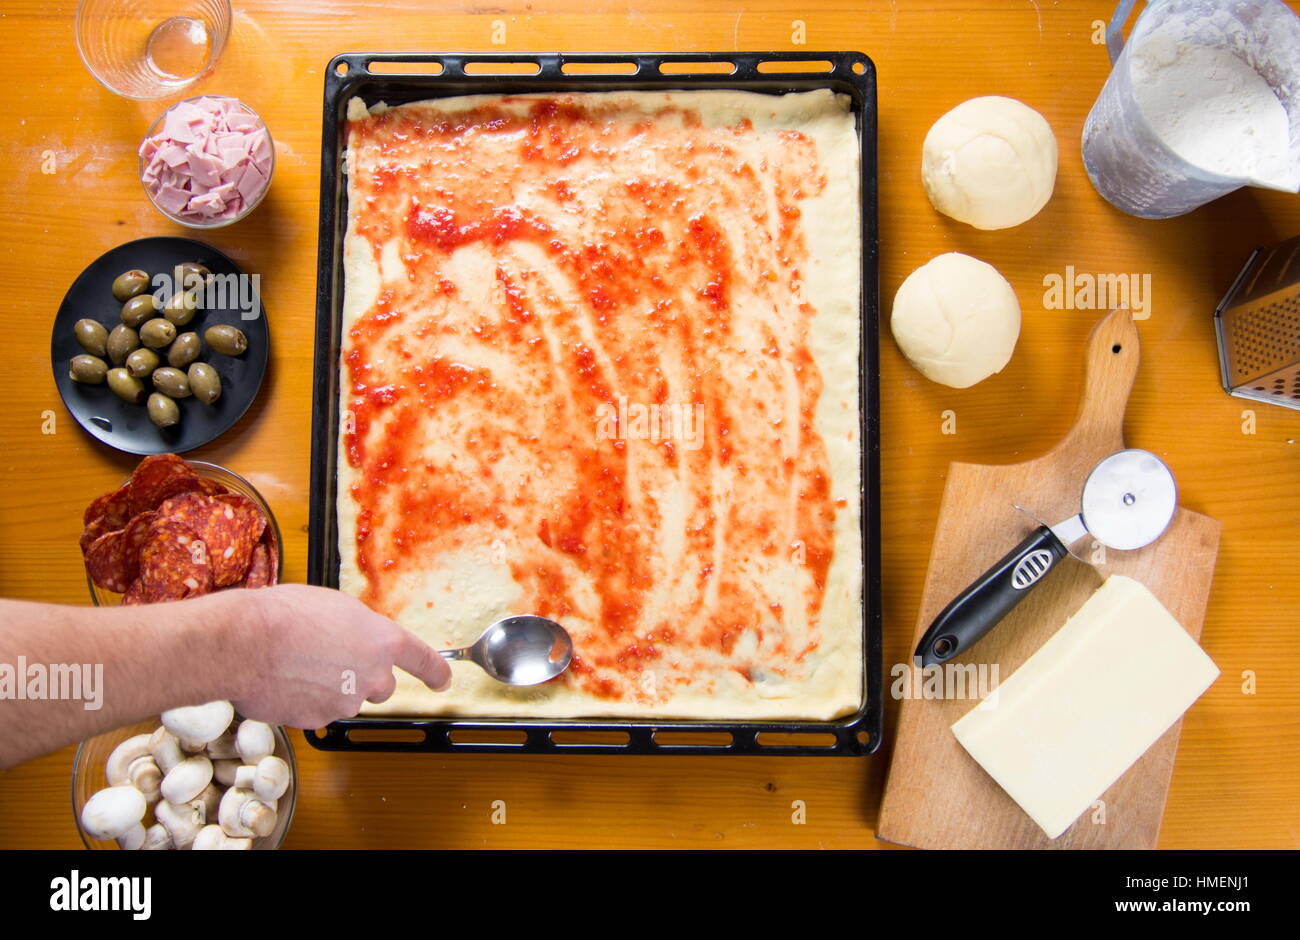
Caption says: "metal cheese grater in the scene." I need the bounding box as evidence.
[1215,234,1300,410]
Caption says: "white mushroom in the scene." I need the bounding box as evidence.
[81,786,146,841]
[188,782,222,823]
[235,720,274,764]
[104,734,163,804]
[205,730,239,760]
[116,822,147,851]
[218,787,277,839]
[140,823,172,851]
[213,758,241,787]
[148,726,185,773]
[192,824,252,850]
[233,765,256,790]
[252,755,291,803]
[105,734,152,786]
[154,799,203,850]
[160,754,213,805]
[162,700,234,751]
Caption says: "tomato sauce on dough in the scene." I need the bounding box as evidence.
[343,95,842,703]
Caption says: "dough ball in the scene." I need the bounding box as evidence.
[922,96,1057,230]
[890,252,1021,388]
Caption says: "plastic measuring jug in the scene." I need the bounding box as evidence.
[1082,0,1300,218]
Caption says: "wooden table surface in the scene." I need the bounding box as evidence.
[1,0,1297,850]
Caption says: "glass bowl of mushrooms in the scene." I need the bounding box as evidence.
[71,701,296,850]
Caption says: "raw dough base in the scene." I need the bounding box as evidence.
[338,90,863,720]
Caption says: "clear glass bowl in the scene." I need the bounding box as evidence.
[72,716,297,850]
[76,0,232,101]
[87,460,282,606]
[140,95,275,228]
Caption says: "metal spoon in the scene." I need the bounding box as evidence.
[439,615,574,686]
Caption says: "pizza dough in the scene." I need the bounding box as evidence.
[890,252,1020,389]
[339,90,863,720]
[922,96,1057,230]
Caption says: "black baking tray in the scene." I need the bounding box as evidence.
[307,51,881,755]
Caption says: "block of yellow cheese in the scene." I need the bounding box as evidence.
[951,575,1219,840]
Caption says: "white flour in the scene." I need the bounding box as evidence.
[1132,29,1297,190]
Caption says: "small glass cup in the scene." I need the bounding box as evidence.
[140,95,275,228]
[72,717,297,850]
[87,460,282,606]
[76,0,232,101]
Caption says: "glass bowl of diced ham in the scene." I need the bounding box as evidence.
[139,95,274,228]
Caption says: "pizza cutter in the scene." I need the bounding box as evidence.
[915,448,1177,668]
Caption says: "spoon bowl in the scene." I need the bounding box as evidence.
[441,615,573,686]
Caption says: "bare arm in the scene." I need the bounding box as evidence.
[0,584,450,769]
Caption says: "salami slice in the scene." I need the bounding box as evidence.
[156,492,262,587]
[138,521,214,602]
[262,530,279,586]
[80,513,111,556]
[128,454,201,516]
[197,477,230,496]
[83,483,131,528]
[119,510,158,583]
[216,493,268,542]
[244,543,271,589]
[85,528,133,594]
[120,579,147,606]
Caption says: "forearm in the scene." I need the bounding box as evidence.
[0,592,258,769]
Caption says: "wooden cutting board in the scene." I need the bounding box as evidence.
[877,310,1222,850]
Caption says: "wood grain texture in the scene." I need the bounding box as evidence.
[0,0,1298,850]
[878,311,1223,849]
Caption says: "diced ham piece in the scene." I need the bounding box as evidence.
[159,143,190,168]
[155,183,190,215]
[139,96,273,224]
[235,160,267,204]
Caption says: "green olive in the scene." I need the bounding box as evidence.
[73,318,109,357]
[111,270,150,303]
[204,324,248,357]
[167,332,201,369]
[140,318,176,350]
[69,354,108,384]
[106,367,146,403]
[106,325,139,366]
[125,347,160,378]
[121,293,161,329]
[187,362,222,405]
[163,288,200,326]
[152,366,191,399]
[147,392,180,429]
[173,262,211,292]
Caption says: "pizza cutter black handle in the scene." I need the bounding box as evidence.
[914,526,1070,668]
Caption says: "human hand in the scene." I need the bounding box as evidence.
[227,584,450,729]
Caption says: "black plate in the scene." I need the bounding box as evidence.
[51,237,269,455]
[308,52,881,756]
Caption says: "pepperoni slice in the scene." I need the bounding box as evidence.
[85,528,133,594]
[83,483,132,529]
[197,477,230,496]
[80,514,111,556]
[138,521,214,601]
[262,529,279,586]
[120,579,147,606]
[119,511,158,582]
[81,483,133,554]
[216,493,268,541]
[244,543,272,589]
[128,454,201,516]
[156,492,263,587]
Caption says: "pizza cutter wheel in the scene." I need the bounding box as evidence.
[915,449,1177,668]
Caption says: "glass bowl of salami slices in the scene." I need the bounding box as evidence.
[81,454,281,607]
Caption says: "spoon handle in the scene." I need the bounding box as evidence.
[439,648,469,662]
